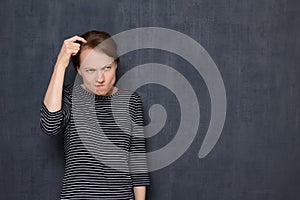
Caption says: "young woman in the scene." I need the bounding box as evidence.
[40,30,150,200]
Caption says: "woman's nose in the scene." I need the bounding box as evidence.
[96,70,105,82]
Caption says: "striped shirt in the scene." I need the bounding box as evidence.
[40,83,150,200]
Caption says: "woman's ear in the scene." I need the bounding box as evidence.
[77,66,82,75]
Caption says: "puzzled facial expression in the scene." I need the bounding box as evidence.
[77,48,117,96]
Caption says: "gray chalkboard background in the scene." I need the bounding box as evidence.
[0,0,299,200]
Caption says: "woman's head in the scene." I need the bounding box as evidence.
[71,30,119,96]
[71,31,119,70]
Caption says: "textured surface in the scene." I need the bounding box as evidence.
[0,0,299,199]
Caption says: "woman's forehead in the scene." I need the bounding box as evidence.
[80,48,114,67]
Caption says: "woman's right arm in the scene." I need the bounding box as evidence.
[43,36,86,111]
[40,36,86,135]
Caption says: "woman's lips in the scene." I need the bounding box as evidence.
[95,84,104,88]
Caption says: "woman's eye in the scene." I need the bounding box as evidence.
[103,66,112,71]
[86,69,96,73]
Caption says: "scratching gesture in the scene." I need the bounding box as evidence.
[43,35,86,112]
[55,36,87,69]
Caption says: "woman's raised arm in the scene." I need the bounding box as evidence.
[43,36,86,112]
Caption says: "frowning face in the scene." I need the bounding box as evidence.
[77,48,117,96]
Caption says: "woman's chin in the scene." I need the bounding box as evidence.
[95,89,108,96]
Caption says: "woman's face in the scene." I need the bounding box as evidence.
[77,48,117,96]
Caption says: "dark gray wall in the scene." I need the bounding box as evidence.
[1,0,299,199]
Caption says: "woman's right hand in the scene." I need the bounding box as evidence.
[55,35,87,69]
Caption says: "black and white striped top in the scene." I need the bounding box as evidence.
[40,83,150,200]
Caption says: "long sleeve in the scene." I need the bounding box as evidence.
[129,94,150,186]
[40,85,71,136]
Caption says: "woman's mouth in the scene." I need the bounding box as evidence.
[96,84,104,88]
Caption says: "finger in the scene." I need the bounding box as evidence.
[67,43,80,49]
[73,43,80,48]
[67,47,80,55]
[68,35,87,43]
[70,47,80,53]
[71,47,81,56]
[68,49,80,56]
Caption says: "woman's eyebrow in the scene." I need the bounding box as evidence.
[82,60,114,69]
[106,60,115,65]
[82,66,96,69]
[101,61,115,67]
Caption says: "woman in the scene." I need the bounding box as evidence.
[40,30,150,200]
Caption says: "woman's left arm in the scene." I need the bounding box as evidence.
[134,186,146,200]
[129,94,150,199]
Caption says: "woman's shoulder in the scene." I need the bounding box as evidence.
[117,89,142,101]
[61,83,75,102]
[63,83,74,92]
